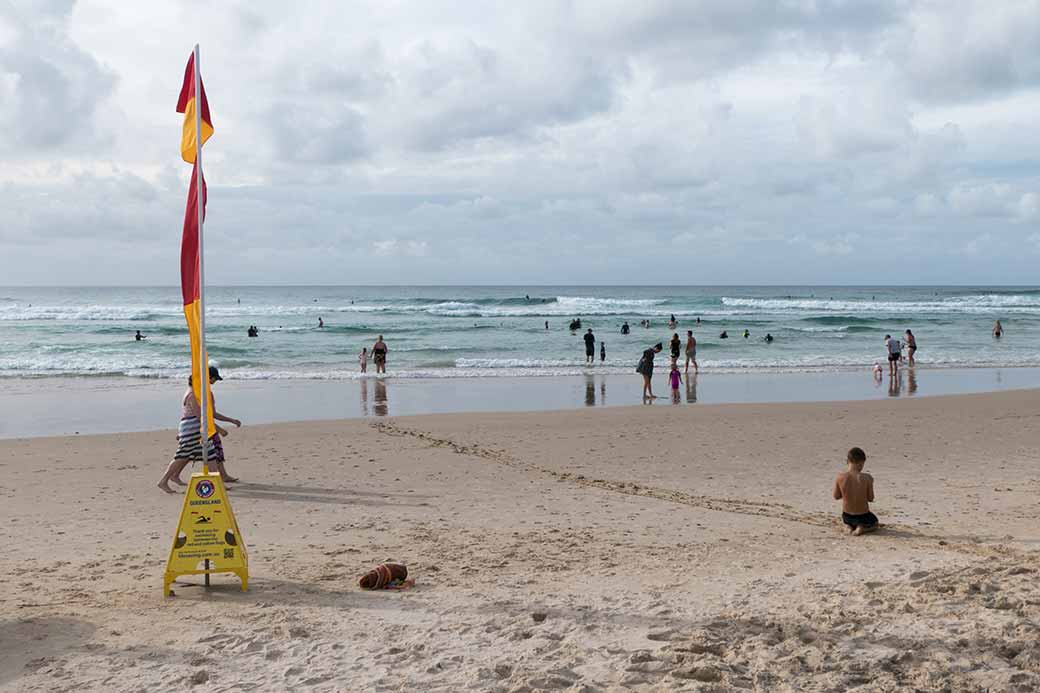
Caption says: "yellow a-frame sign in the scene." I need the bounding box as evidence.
[164,472,248,596]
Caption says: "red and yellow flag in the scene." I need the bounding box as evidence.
[178,51,215,438]
[175,51,214,164]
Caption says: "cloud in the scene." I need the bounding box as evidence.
[372,239,429,257]
[0,0,116,155]
[3,1,1040,285]
[894,1,1040,103]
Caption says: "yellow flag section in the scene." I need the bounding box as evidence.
[164,472,248,596]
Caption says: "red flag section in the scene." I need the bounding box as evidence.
[176,52,214,164]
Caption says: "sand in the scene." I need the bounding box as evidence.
[2,390,1040,691]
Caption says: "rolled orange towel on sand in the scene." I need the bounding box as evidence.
[358,563,409,590]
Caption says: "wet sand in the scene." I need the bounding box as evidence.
[2,390,1040,690]
[4,365,1040,437]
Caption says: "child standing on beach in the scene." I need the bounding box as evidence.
[833,447,878,535]
[359,347,368,373]
[669,363,682,403]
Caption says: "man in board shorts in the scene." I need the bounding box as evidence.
[884,334,901,376]
[684,330,698,374]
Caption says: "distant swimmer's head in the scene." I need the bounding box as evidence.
[846,446,866,469]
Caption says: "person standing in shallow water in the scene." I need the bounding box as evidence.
[684,330,698,374]
[636,343,663,401]
[904,329,917,366]
[669,333,681,363]
[372,335,388,374]
[584,328,596,364]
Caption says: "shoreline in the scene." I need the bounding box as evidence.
[2,390,1040,689]
[3,366,1040,438]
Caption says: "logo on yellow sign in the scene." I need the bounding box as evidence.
[163,472,248,596]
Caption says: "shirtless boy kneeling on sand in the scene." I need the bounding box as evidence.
[833,446,879,535]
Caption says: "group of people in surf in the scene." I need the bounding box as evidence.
[635,329,702,402]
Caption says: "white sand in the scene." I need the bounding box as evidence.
[2,390,1040,691]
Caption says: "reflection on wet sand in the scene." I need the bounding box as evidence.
[907,368,917,395]
[360,378,390,416]
[585,375,596,407]
[888,372,902,397]
[373,379,388,416]
[686,374,698,403]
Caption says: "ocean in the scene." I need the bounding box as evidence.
[1,286,1038,381]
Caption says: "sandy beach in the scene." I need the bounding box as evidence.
[2,389,1040,691]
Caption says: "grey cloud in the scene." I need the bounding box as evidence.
[268,101,369,164]
[0,0,116,155]
[387,39,620,151]
[894,2,1040,103]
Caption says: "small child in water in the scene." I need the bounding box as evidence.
[669,363,682,403]
[600,342,606,362]
[833,446,878,535]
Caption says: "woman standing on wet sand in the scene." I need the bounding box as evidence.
[636,343,663,401]
[372,335,388,374]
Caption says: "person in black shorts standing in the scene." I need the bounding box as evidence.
[584,328,596,364]
[669,333,681,363]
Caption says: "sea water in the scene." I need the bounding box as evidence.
[0,286,1037,380]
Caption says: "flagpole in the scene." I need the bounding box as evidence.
[193,43,210,477]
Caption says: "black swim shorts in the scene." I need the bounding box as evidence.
[842,511,879,528]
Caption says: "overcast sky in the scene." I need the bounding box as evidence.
[1,0,1039,285]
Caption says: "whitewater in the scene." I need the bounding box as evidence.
[1,285,1038,380]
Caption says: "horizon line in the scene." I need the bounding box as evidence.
[3,283,1040,289]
